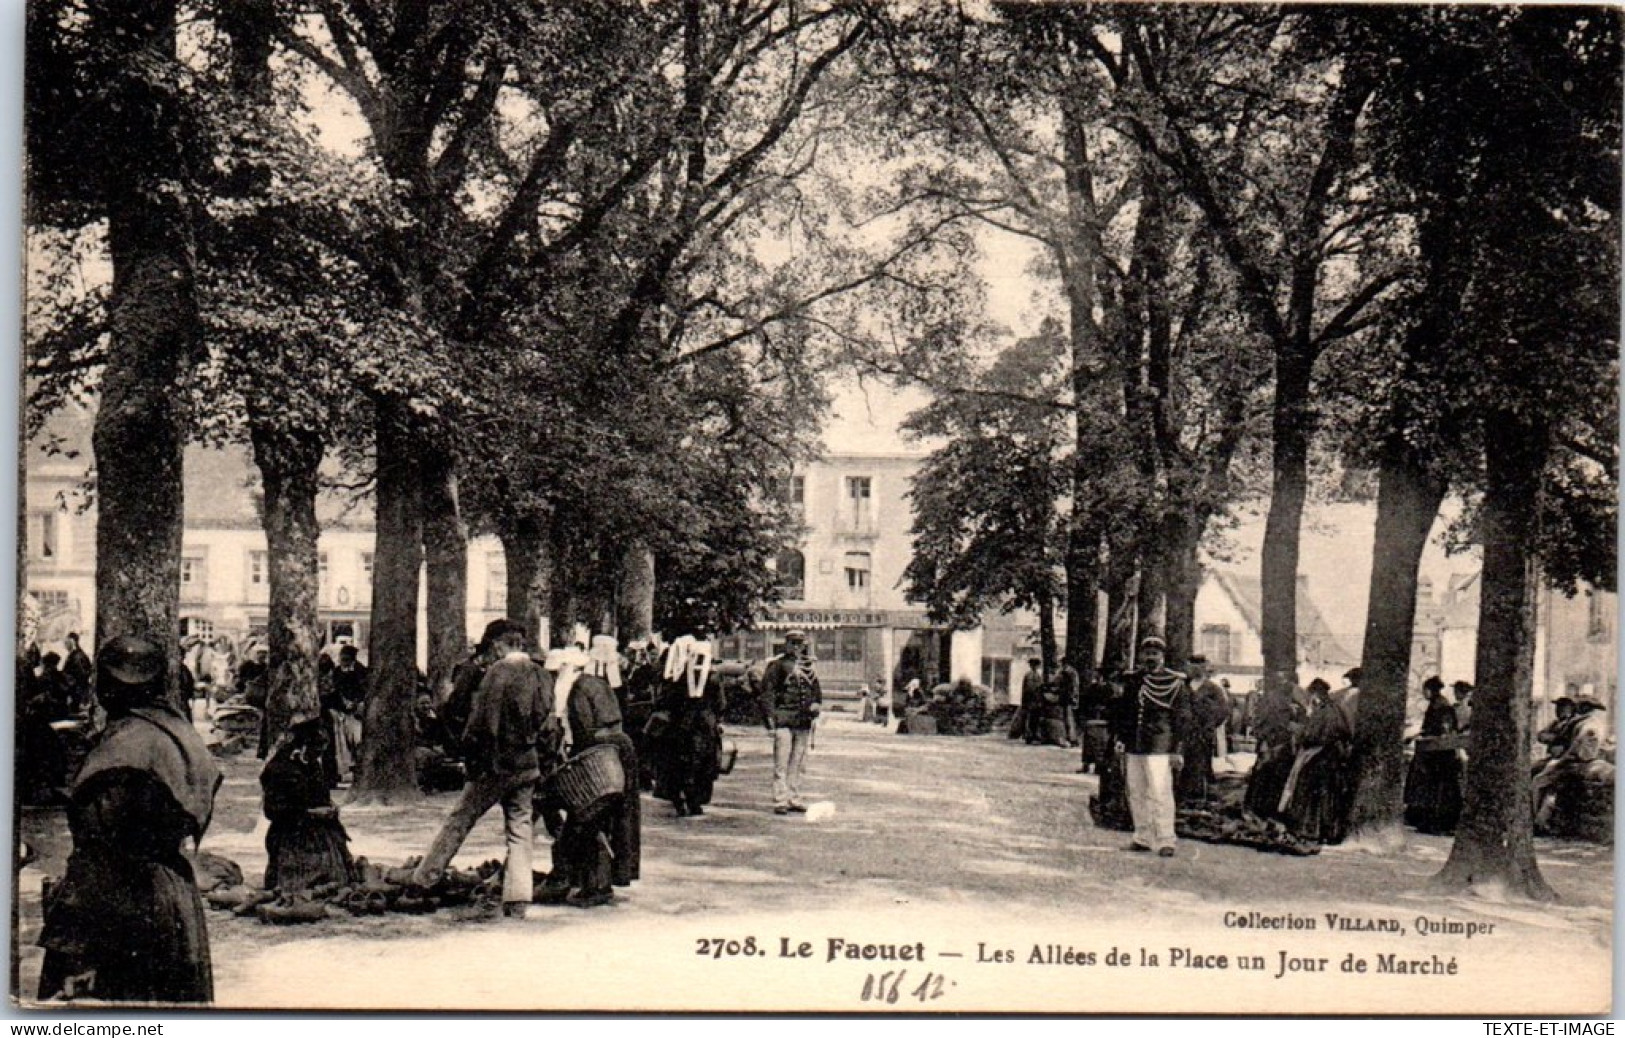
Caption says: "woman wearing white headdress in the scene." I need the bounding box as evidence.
[537,643,640,907]
[653,631,726,818]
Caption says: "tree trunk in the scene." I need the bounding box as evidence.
[1258,351,1313,693]
[353,403,424,802]
[422,443,467,703]
[501,517,550,648]
[91,0,195,711]
[1157,513,1203,670]
[615,539,656,642]
[251,423,325,751]
[1063,530,1102,677]
[1037,593,1058,680]
[1348,439,1447,839]
[1434,413,1553,900]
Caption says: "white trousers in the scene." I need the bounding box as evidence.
[772,727,811,807]
[1126,753,1177,851]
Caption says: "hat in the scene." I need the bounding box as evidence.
[339,644,359,658]
[1307,677,1331,695]
[1187,654,1208,666]
[1451,680,1473,693]
[1139,636,1166,651]
[1423,675,1444,692]
[784,629,808,642]
[98,635,165,686]
[1343,666,1362,682]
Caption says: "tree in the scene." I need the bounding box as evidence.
[903,325,1071,671]
[27,0,206,704]
[1430,9,1618,899]
[1106,8,1404,691]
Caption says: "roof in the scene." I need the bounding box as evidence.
[1210,570,1357,666]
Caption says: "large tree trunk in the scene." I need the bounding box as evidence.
[1157,513,1203,671]
[1036,593,1058,680]
[353,403,424,802]
[1348,440,1447,840]
[501,516,550,648]
[422,443,467,703]
[92,0,195,710]
[615,539,656,642]
[251,423,325,751]
[1063,530,1102,677]
[1435,413,1553,900]
[1258,350,1312,693]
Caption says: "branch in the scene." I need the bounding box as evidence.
[1312,270,1404,347]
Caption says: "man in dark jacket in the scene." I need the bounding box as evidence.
[1114,636,1189,857]
[411,620,557,917]
[760,630,822,814]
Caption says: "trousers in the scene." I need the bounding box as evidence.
[1125,753,1177,851]
[413,768,539,905]
[772,727,811,808]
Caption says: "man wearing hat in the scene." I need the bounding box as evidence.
[411,620,557,918]
[760,630,822,814]
[1177,655,1230,808]
[1113,636,1189,856]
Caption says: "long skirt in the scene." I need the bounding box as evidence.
[1176,732,1218,806]
[39,851,212,1003]
[1404,749,1463,834]
[589,732,642,886]
[264,817,358,892]
[1244,750,1293,821]
[656,707,720,815]
[1284,750,1349,844]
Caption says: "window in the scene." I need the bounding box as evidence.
[248,551,268,588]
[982,658,1012,698]
[317,551,329,585]
[27,512,58,561]
[845,551,871,591]
[180,556,206,601]
[361,552,375,582]
[813,629,838,662]
[845,476,874,530]
[486,551,508,611]
[1587,591,1610,641]
[32,589,69,613]
[181,617,214,640]
[1199,624,1233,666]
[774,549,805,601]
[838,629,865,663]
[786,473,805,514]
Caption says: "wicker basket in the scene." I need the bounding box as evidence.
[542,744,626,820]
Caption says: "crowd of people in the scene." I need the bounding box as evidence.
[23,620,836,1003]
[1061,636,1617,855]
[21,613,1616,1004]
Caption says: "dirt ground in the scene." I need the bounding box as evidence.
[14,713,1614,1014]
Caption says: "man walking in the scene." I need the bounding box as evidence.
[761,630,821,815]
[1115,636,1189,857]
[411,620,557,917]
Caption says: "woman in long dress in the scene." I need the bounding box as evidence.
[1282,680,1353,843]
[655,637,726,817]
[38,636,223,1004]
[1403,676,1463,835]
[261,716,358,893]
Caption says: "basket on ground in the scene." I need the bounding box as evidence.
[542,744,626,820]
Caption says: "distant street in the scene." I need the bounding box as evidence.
[18,714,1612,1013]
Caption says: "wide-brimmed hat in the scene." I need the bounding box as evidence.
[98,635,165,686]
